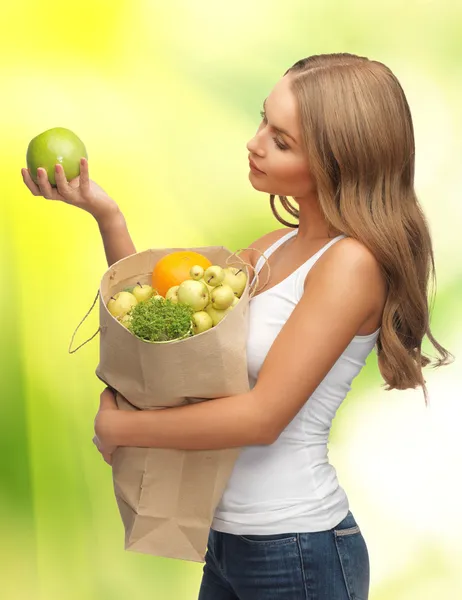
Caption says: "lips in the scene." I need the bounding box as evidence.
[249,158,265,174]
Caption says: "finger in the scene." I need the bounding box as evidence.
[100,387,116,407]
[99,395,117,412]
[54,164,77,202]
[79,157,90,194]
[21,168,42,196]
[55,164,72,195]
[36,167,55,199]
[102,452,113,465]
[93,436,104,454]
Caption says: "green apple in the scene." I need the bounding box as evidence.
[204,265,225,287]
[132,282,154,303]
[177,279,209,311]
[205,303,233,326]
[190,265,204,280]
[119,313,133,328]
[231,296,239,307]
[199,277,214,293]
[107,291,138,318]
[191,310,213,334]
[210,284,235,310]
[152,294,164,301]
[165,285,180,303]
[223,267,248,298]
[26,127,88,187]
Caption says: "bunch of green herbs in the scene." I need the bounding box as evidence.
[128,297,194,342]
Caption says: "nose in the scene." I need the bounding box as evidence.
[246,133,265,157]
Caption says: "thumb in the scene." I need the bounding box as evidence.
[100,387,117,409]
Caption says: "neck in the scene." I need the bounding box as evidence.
[291,194,341,245]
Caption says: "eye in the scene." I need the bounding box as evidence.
[259,110,289,151]
[273,137,289,151]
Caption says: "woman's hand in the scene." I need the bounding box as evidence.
[93,387,120,465]
[92,434,117,466]
[21,158,120,223]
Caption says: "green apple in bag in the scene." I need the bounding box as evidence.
[177,279,209,312]
[107,291,138,318]
[203,265,225,287]
[132,282,155,303]
[210,284,235,310]
[191,311,213,334]
[205,303,233,326]
[165,285,180,303]
[222,267,247,298]
[189,265,205,281]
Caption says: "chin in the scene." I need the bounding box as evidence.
[248,174,268,192]
[248,173,294,199]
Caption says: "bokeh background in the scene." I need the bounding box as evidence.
[1,1,461,598]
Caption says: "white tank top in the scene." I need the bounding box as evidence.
[212,229,380,535]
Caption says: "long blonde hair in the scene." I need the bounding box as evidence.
[270,52,453,403]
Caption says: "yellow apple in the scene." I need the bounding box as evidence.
[119,313,133,328]
[203,265,225,287]
[205,303,233,326]
[191,311,213,334]
[165,285,180,303]
[177,279,209,311]
[223,267,248,298]
[107,291,138,318]
[210,284,235,310]
[190,265,205,280]
[132,282,154,303]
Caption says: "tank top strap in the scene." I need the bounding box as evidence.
[311,234,347,261]
[251,229,298,287]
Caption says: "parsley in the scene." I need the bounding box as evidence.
[128,297,194,342]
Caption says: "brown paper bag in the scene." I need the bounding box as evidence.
[70,244,269,563]
[111,393,241,563]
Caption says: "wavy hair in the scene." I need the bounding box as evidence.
[270,52,453,403]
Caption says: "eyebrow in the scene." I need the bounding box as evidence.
[263,98,298,145]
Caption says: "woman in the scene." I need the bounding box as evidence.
[22,52,452,600]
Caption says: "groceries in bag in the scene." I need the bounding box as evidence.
[106,250,249,342]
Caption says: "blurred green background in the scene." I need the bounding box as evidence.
[1,1,461,598]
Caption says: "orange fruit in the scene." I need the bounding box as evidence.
[152,251,212,298]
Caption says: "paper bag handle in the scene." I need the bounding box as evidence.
[68,290,102,354]
[225,247,271,298]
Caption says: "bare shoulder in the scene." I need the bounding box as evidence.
[306,236,387,318]
[236,227,293,280]
[318,236,382,271]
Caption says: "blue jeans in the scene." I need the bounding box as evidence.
[198,511,369,600]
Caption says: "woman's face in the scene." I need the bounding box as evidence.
[246,74,315,201]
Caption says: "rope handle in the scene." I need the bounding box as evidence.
[68,289,101,354]
[225,247,271,298]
